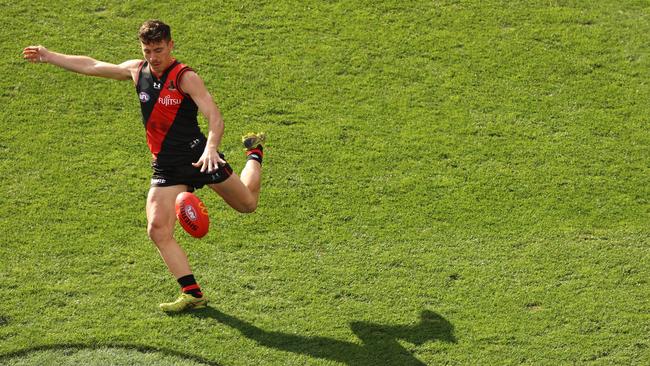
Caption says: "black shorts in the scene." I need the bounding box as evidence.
[150,152,233,191]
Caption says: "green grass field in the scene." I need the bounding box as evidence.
[1,0,649,365]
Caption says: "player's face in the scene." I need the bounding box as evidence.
[141,40,174,74]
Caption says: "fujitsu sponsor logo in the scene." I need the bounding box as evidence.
[158,94,182,106]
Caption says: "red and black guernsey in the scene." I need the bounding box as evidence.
[136,60,206,167]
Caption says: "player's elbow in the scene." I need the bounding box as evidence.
[78,59,104,77]
[79,64,104,78]
[86,61,129,80]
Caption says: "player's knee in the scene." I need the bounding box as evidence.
[147,219,173,244]
[237,199,257,214]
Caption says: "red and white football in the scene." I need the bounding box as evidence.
[175,192,210,238]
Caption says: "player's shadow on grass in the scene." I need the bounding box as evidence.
[190,308,455,365]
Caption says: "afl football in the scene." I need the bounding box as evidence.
[175,192,209,238]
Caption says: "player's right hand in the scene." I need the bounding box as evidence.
[23,46,48,63]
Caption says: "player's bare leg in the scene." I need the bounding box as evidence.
[209,170,260,213]
[209,132,265,213]
[146,185,207,312]
[240,159,262,203]
[146,185,193,278]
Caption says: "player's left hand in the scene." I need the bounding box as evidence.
[192,148,225,173]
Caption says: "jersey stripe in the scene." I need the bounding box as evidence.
[136,60,201,164]
[146,89,184,157]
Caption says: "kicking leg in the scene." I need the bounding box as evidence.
[209,132,265,213]
[210,161,262,213]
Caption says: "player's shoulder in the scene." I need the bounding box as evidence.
[123,59,146,84]
[177,67,204,89]
[119,59,145,69]
[176,62,198,77]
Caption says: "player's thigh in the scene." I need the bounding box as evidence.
[208,173,256,213]
[146,185,189,228]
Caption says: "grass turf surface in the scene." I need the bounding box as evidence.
[1,0,649,365]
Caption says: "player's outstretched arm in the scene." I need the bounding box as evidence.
[23,45,140,81]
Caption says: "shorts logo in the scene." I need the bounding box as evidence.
[158,95,182,106]
[139,92,150,103]
[190,138,201,149]
[151,178,167,185]
[184,206,198,221]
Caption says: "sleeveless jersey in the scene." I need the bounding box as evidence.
[136,60,205,166]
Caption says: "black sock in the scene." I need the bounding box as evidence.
[246,145,263,165]
[177,274,203,298]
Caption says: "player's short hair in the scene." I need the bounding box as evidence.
[138,20,171,44]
